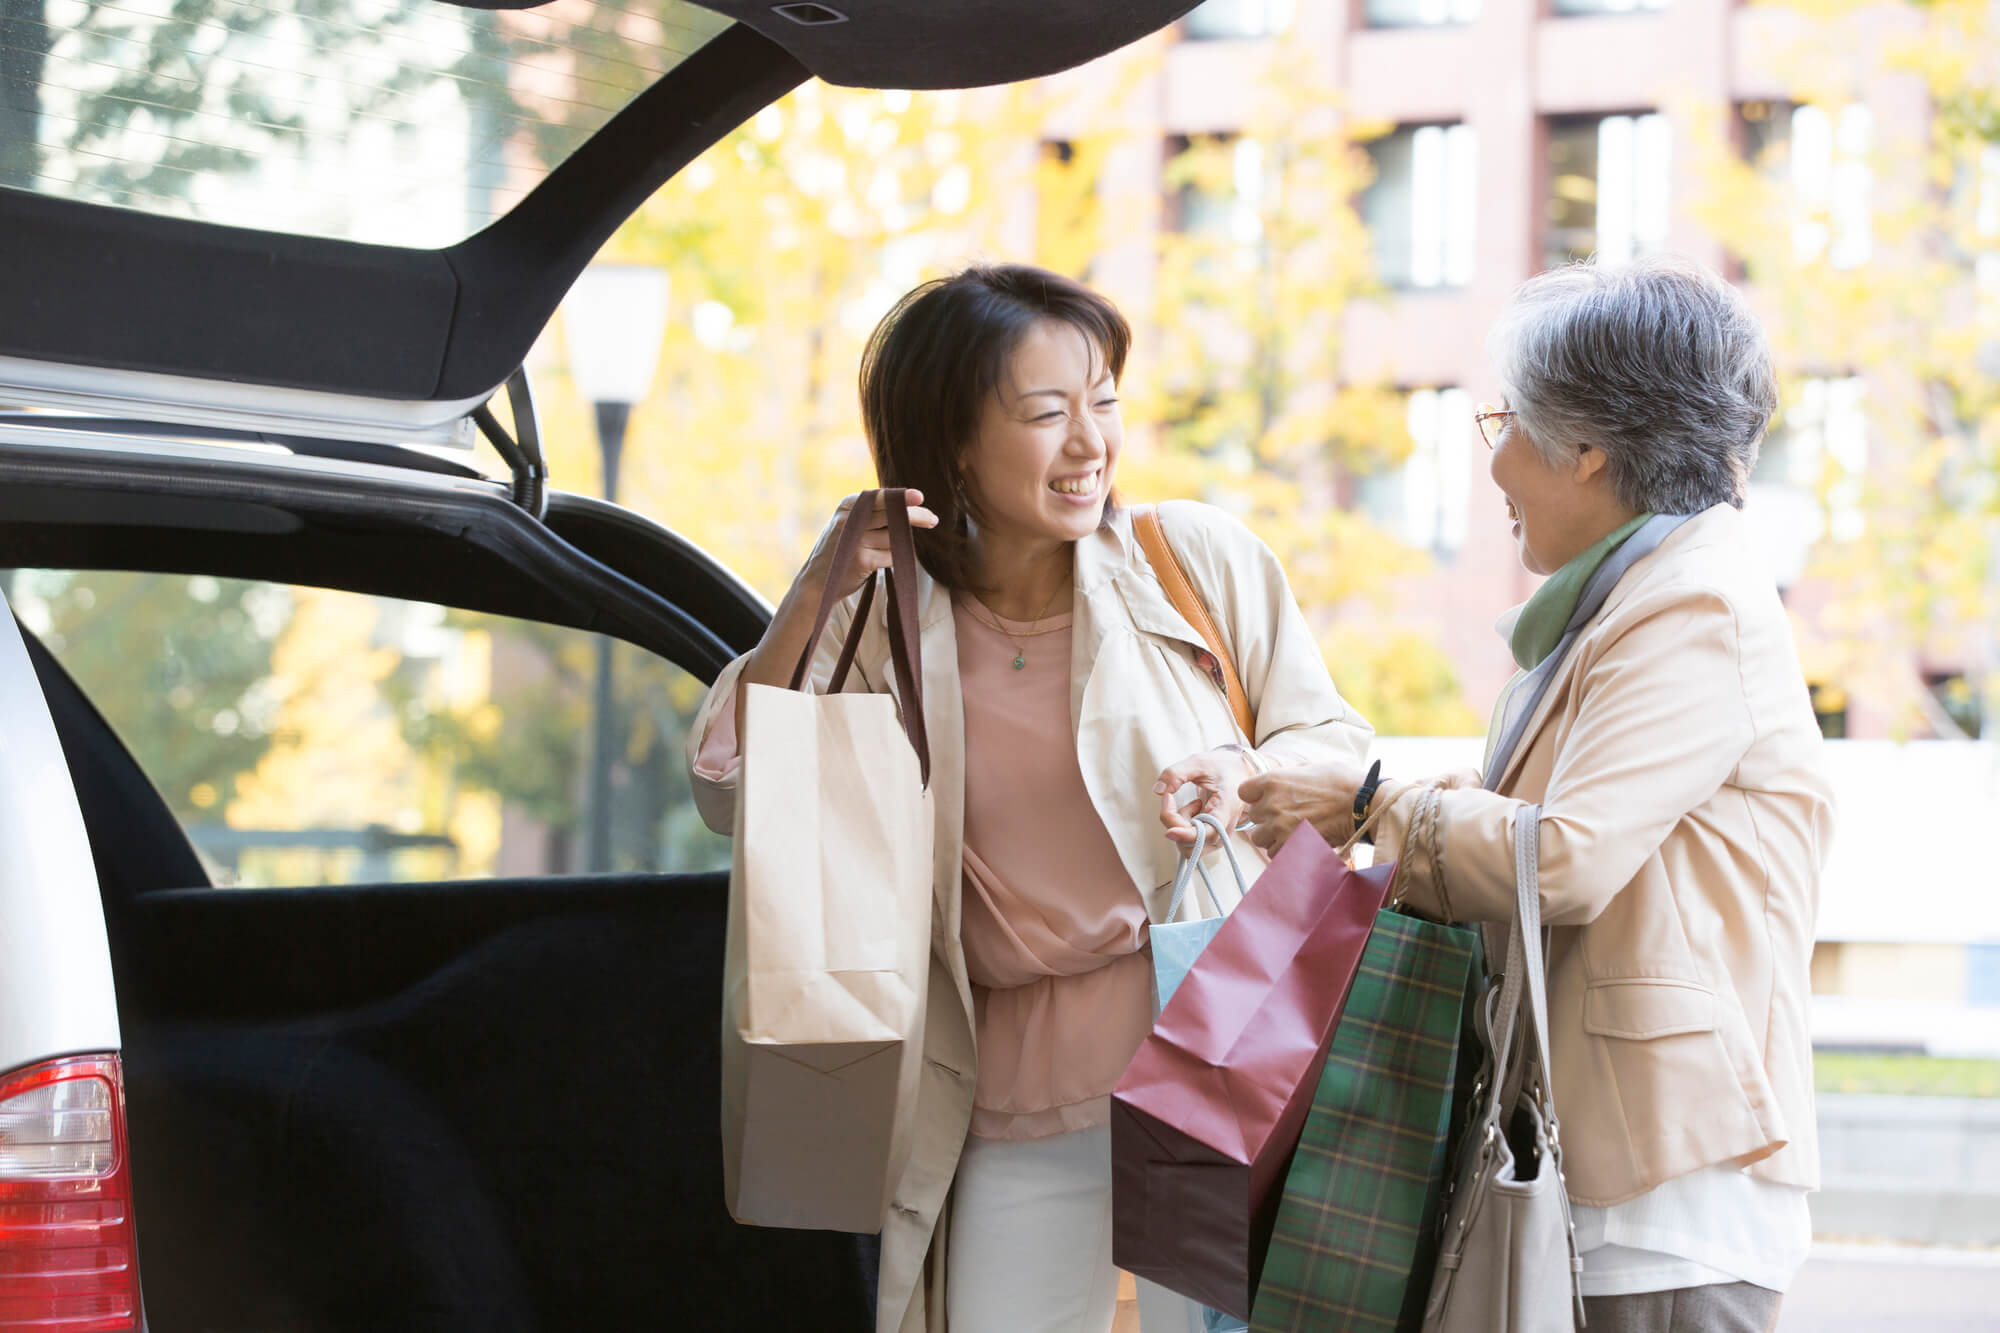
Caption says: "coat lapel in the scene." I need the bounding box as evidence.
[1488,510,1714,793]
[1068,520,1124,734]
[1491,649,1581,794]
[1081,508,1214,680]
[913,576,965,955]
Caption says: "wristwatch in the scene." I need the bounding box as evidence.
[1351,759,1384,842]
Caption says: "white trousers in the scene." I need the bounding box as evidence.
[946,1124,1213,1333]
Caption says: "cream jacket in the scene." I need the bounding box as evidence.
[1375,503,1835,1207]
[687,500,1370,1333]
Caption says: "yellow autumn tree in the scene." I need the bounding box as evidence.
[1123,52,1479,735]
[531,56,1478,734]
[1686,0,1998,737]
[228,589,492,884]
[526,80,1066,600]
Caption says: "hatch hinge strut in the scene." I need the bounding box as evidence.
[471,366,549,520]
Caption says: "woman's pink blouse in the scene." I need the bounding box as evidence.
[691,595,1156,1142]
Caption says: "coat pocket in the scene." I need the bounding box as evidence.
[1580,978,1717,1040]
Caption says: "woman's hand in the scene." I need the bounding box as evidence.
[1155,747,1257,851]
[1236,755,1370,854]
[798,489,941,604]
[735,489,939,717]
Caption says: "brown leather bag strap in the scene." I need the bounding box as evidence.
[788,495,876,692]
[787,490,931,787]
[1133,505,1254,741]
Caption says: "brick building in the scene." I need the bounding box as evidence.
[1021,0,1979,739]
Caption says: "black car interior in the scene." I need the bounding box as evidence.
[5,472,876,1331]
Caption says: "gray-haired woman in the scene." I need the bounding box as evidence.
[1240,255,1835,1333]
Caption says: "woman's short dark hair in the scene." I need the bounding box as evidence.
[860,263,1131,590]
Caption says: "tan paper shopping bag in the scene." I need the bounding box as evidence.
[722,492,934,1233]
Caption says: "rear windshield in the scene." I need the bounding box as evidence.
[1,0,733,248]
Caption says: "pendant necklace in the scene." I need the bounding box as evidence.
[965,577,1068,670]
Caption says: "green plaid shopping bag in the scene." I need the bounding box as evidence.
[1248,909,1480,1333]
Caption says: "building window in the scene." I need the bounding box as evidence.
[1364,0,1480,25]
[1364,124,1477,289]
[1758,375,1868,541]
[1182,0,1293,40]
[1356,387,1474,554]
[1738,99,1791,168]
[1552,0,1667,13]
[1740,101,1873,269]
[1545,112,1672,269]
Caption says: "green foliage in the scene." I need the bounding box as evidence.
[1696,1,2000,736]
[46,0,430,208]
[1814,1052,2000,1099]
[17,570,280,820]
[391,611,727,874]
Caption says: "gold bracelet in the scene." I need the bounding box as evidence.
[1423,786,1455,923]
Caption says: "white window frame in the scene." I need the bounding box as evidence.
[1594,112,1672,263]
[1369,123,1477,289]
[1182,0,1294,40]
[1364,0,1480,26]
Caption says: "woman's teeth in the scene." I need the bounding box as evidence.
[1051,473,1098,496]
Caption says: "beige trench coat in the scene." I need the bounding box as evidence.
[687,500,1370,1333]
[1374,503,1835,1207]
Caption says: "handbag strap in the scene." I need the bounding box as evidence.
[785,490,931,786]
[1133,506,1254,741]
[1473,805,1557,1139]
[1162,813,1250,923]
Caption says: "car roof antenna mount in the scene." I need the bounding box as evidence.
[473,366,550,520]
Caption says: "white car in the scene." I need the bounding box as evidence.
[0,3,1194,1328]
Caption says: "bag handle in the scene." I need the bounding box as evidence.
[784,490,930,786]
[1461,805,1582,1323]
[1133,506,1254,741]
[1162,812,1250,923]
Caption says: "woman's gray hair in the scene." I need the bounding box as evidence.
[1488,255,1779,513]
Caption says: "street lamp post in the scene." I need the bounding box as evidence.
[561,263,669,872]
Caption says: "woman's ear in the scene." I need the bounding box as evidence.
[1570,444,1611,485]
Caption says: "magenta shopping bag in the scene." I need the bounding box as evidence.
[1113,821,1392,1320]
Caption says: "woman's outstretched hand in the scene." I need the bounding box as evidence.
[1238,761,1483,854]
[1155,747,1258,852]
[1236,756,1369,854]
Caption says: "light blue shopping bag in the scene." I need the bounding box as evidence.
[1144,813,1252,1333]
[1150,814,1251,1013]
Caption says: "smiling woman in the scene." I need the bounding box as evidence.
[859,266,1131,595]
[686,264,1372,1333]
[1237,257,1833,1333]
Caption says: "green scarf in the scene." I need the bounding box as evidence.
[1482,513,1652,771]
[1507,513,1653,671]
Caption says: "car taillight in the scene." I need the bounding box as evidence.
[0,1056,139,1332]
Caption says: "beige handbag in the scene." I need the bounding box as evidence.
[721,492,935,1232]
[1421,804,1586,1332]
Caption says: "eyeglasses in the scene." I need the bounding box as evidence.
[1475,403,1515,450]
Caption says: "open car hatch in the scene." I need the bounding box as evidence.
[0,0,1199,440]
